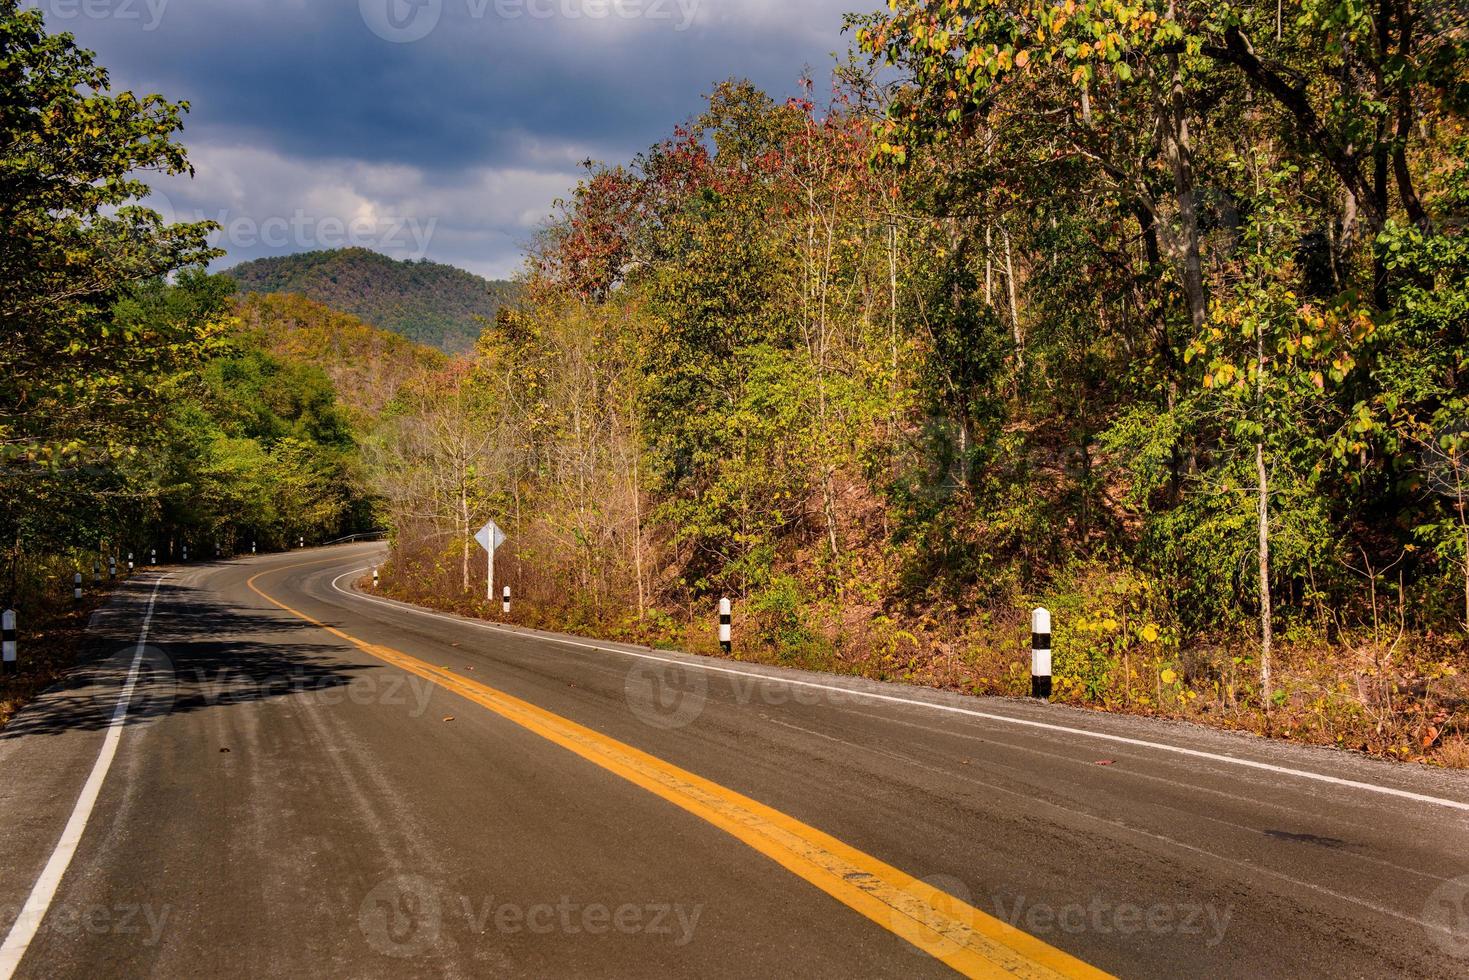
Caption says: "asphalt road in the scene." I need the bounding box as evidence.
[2,544,1467,978]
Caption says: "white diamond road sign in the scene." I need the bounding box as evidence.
[475,521,506,554]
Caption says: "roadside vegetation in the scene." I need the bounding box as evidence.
[3,2,1467,765]
[0,4,412,721]
[374,2,1469,767]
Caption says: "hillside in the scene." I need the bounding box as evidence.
[234,292,448,424]
[225,248,515,352]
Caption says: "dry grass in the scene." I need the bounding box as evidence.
[377,541,1469,770]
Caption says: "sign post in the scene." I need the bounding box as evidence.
[474,520,508,606]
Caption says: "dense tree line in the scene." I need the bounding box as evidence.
[4,0,1465,759]
[376,2,1468,759]
[1,4,372,602]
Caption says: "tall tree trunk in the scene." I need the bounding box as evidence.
[460,477,471,595]
[984,222,993,306]
[1166,1,1207,333]
[633,454,645,621]
[1391,0,1430,230]
[1002,226,1024,371]
[1167,107,1207,333]
[1257,441,1274,708]
[1371,1,1394,307]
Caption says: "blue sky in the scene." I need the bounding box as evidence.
[40,0,865,279]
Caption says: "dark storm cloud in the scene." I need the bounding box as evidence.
[36,0,865,277]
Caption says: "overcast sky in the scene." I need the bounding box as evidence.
[41,0,866,280]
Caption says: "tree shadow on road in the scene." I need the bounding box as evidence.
[0,577,383,740]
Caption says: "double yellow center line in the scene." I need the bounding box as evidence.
[248,561,1111,979]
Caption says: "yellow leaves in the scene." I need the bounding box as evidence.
[1139,624,1159,644]
[1160,668,1177,685]
[1014,49,1031,68]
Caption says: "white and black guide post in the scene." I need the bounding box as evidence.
[719,598,732,653]
[298,537,304,549]
[251,541,257,555]
[372,568,379,589]
[1031,607,1053,701]
[127,553,134,573]
[475,520,508,605]
[502,586,511,615]
[181,545,189,563]
[2,610,15,674]
[150,549,156,566]
[73,573,83,605]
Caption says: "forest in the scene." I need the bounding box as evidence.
[227,248,518,353]
[4,1,1468,763]
[371,1,1469,765]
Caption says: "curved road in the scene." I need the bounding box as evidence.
[1,544,1467,977]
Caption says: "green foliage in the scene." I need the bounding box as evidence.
[1,2,221,575]
[748,574,817,658]
[0,5,413,593]
[355,12,1469,762]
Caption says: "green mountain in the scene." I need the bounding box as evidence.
[224,248,516,352]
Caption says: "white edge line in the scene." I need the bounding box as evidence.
[324,566,1469,814]
[0,576,166,979]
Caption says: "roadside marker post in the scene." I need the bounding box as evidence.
[372,568,379,589]
[150,549,156,566]
[719,598,732,654]
[182,545,189,563]
[127,553,134,573]
[108,558,116,580]
[93,562,101,584]
[1031,608,1053,701]
[73,573,83,606]
[2,610,15,674]
[299,537,304,549]
[502,586,511,615]
[251,541,257,555]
